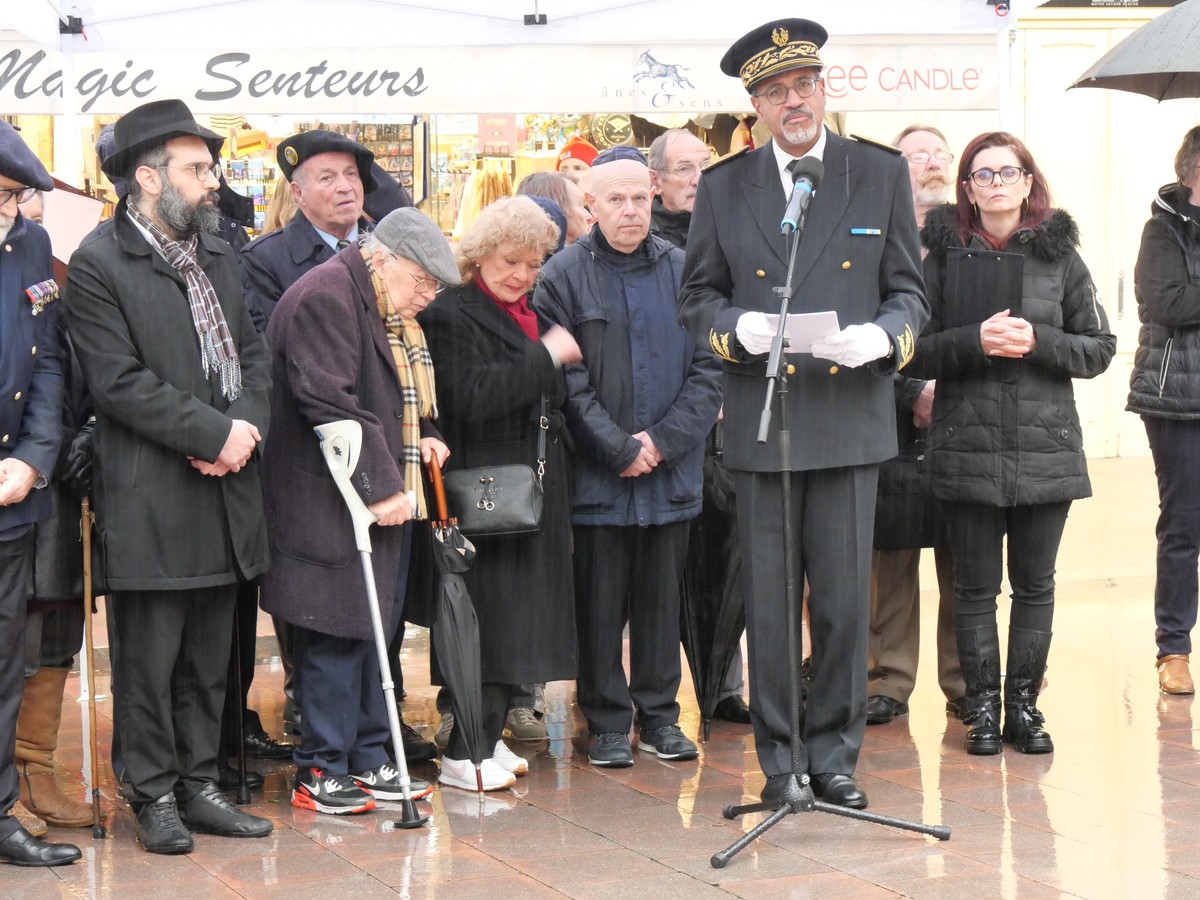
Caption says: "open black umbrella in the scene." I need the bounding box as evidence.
[680,425,747,741]
[315,420,428,828]
[425,458,487,792]
[1070,0,1200,101]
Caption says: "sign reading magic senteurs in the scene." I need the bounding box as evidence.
[1,41,998,116]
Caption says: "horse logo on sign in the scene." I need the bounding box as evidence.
[634,51,695,91]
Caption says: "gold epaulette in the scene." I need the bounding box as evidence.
[702,145,751,173]
[849,134,902,156]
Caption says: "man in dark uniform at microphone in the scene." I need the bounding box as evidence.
[678,18,927,809]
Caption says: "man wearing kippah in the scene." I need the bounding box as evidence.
[0,120,81,868]
[65,98,274,853]
[679,18,928,810]
[535,146,721,768]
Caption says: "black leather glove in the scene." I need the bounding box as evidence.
[62,418,96,500]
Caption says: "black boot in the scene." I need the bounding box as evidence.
[956,625,1003,756]
[1002,627,1054,754]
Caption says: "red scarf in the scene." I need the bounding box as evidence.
[477,278,539,342]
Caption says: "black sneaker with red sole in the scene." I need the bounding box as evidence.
[292,767,375,815]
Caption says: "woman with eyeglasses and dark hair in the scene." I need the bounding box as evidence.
[1128,125,1200,696]
[909,131,1115,757]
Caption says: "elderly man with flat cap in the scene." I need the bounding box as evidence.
[535,146,721,769]
[678,19,928,810]
[65,98,273,853]
[261,208,456,814]
[0,121,80,868]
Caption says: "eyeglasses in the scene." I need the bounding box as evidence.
[904,151,954,166]
[753,76,821,106]
[157,163,222,183]
[967,166,1029,187]
[0,186,37,206]
[398,261,441,294]
[667,163,702,180]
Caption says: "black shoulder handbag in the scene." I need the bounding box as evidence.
[442,396,548,536]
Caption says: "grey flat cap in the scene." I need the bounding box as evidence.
[373,208,460,286]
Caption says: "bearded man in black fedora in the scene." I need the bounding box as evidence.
[65,98,273,854]
[678,19,928,810]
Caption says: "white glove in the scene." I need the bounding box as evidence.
[735,312,774,356]
[810,323,892,368]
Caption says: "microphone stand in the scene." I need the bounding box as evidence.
[710,202,949,870]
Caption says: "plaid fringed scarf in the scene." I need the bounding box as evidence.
[365,247,437,520]
[127,205,242,400]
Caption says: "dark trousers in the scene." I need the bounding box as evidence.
[446,683,510,761]
[111,584,237,804]
[0,534,33,841]
[293,625,392,776]
[573,522,689,735]
[735,466,876,778]
[868,542,964,703]
[1145,416,1200,656]
[938,500,1070,633]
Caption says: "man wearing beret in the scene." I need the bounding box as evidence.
[0,121,81,867]
[678,18,928,810]
[536,147,721,768]
[239,129,377,331]
[65,98,274,853]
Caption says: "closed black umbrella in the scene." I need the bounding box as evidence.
[426,458,486,792]
[1070,0,1200,101]
[680,425,747,741]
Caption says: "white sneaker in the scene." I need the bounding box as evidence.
[438,756,515,792]
[491,740,529,776]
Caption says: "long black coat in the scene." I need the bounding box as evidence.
[261,247,435,641]
[64,202,271,591]
[419,283,576,684]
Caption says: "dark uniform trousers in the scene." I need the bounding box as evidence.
[0,533,33,841]
[112,585,237,804]
[574,521,689,735]
[735,465,877,778]
[868,543,964,704]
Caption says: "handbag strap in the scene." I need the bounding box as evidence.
[537,394,548,481]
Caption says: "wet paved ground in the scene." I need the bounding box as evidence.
[5,456,1198,899]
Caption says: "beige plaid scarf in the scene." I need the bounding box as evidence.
[365,248,436,520]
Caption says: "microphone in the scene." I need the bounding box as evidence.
[780,157,824,235]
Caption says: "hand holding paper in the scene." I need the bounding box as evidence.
[735,312,774,355]
[810,323,892,368]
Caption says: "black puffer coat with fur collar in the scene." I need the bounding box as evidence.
[908,205,1116,506]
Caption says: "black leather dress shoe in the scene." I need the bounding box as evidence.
[243,730,294,760]
[179,783,273,838]
[865,695,909,725]
[217,766,263,791]
[135,795,194,855]
[0,827,82,867]
[810,773,868,809]
[712,695,752,724]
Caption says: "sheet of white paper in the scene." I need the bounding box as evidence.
[763,311,841,353]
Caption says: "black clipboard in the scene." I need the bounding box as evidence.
[941,246,1024,328]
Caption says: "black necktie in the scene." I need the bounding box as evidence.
[786,159,801,197]
[336,239,349,250]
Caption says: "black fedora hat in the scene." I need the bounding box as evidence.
[102,99,225,181]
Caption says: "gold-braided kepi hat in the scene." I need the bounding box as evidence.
[720,18,828,92]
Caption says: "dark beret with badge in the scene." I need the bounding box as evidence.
[720,18,828,91]
[102,98,225,181]
[0,120,53,192]
[276,130,376,191]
